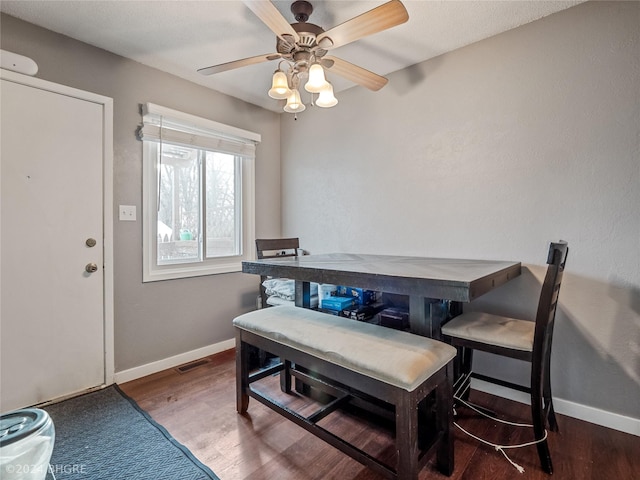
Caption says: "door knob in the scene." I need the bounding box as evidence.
[85,263,99,273]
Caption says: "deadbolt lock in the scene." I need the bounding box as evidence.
[86,238,97,247]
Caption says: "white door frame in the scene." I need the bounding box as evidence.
[1,69,114,389]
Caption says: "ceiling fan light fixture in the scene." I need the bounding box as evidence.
[268,69,291,99]
[199,0,408,116]
[315,82,338,108]
[283,88,306,113]
[304,63,328,93]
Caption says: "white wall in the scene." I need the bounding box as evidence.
[281,1,640,423]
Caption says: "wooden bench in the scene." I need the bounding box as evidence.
[233,305,457,480]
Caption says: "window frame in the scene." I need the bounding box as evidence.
[140,104,258,282]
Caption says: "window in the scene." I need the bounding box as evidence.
[138,103,260,282]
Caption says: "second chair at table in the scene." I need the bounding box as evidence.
[441,240,569,474]
[255,237,300,309]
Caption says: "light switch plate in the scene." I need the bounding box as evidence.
[119,205,136,221]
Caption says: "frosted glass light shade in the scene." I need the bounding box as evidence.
[315,83,338,108]
[268,70,290,99]
[284,88,306,113]
[305,64,328,93]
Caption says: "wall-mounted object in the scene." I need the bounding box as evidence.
[0,50,38,76]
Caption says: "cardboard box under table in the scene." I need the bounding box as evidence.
[233,306,456,480]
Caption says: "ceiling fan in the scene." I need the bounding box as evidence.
[198,0,409,114]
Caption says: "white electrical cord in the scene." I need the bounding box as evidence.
[453,374,549,474]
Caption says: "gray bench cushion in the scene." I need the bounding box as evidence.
[233,306,456,392]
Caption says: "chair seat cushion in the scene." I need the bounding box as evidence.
[441,311,534,352]
[234,306,456,392]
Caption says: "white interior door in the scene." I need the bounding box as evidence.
[1,72,113,411]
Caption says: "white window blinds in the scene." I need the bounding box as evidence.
[137,103,260,158]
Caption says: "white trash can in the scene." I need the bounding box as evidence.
[0,409,55,480]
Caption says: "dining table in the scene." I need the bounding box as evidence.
[242,252,521,338]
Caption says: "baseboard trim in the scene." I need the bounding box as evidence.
[471,378,640,437]
[114,339,235,384]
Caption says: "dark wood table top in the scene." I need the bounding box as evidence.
[243,252,521,303]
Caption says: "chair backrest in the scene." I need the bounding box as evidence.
[532,241,569,381]
[255,238,300,308]
[255,238,300,260]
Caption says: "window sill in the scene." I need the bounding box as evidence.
[143,260,243,282]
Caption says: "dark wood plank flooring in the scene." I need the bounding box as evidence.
[120,350,639,479]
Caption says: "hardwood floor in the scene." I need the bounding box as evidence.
[120,350,639,479]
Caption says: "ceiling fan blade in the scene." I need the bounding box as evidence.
[244,0,300,43]
[198,53,281,76]
[316,0,409,50]
[322,56,388,91]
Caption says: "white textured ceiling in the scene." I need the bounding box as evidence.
[1,0,584,112]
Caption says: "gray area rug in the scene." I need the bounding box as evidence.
[43,385,219,480]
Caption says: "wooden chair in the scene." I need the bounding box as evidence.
[441,241,569,474]
[255,238,300,309]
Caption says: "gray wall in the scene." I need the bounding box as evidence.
[0,14,282,372]
[280,1,640,420]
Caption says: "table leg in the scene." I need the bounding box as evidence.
[449,300,463,318]
[292,280,312,393]
[444,301,469,388]
[408,297,449,339]
[295,280,311,308]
